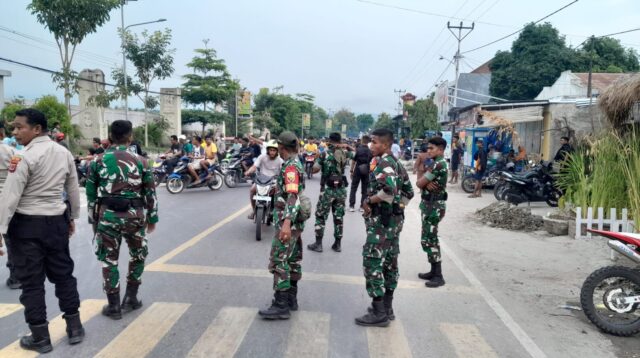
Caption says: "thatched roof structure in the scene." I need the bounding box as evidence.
[599,74,640,127]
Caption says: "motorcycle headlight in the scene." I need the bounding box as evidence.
[257,186,269,196]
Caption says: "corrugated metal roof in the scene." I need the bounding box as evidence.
[573,73,633,92]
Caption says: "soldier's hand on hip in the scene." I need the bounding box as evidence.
[147,223,156,234]
[426,182,440,192]
[69,220,76,237]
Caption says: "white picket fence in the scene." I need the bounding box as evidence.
[575,207,636,239]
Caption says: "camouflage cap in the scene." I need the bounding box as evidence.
[277,131,299,148]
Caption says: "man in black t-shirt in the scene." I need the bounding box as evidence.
[470,139,487,198]
[349,135,372,211]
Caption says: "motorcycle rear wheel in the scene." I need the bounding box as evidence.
[207,172,224,191]
[493,182,507,201]
[255,206,264,241]
[580,266,640,336]
[545,188,561,207]
[166,177,184,194]
[461,176,476,193]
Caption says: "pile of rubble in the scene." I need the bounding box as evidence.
[475,202,544,232]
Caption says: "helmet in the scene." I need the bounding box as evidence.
[266,140,278,150]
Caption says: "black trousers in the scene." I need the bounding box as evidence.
[349,169,369,208]
[7,214,80,325]
[4,234,16,278]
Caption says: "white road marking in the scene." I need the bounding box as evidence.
[366,319,413,358]
[440,323,498,358]
[285,310,331,358]
[188,306,257,358]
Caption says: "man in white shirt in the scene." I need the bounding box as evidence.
[391,140,401,159]
[245,140,283,219]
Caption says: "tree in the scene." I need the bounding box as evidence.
[333,109,357,137]
[182,40,239,118]
[407,97,439,138]
[181,109,231,135]
[573,37,640,73]
[28,0,121,118]
[356,113,375,134]
[489,23,575,100]
[374,112,394,130]
[33,95,73,136]
[122,28,175,147]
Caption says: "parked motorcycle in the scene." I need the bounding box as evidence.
[581,229,640,336]
[500,161,561,207]
[166,157,224,194]
[461,166,501,193]
[224,157,250,188]
[303,151,315,179]
[252,173,276,241]
[493,163,540,201]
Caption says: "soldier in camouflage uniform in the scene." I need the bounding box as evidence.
[259,131,307,320]
[308,132,354,253]
[416,136,448,288]
[355,128,400,327]
[86,120,158,320]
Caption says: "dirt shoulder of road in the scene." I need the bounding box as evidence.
[427,182,638,358]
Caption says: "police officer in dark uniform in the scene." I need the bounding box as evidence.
[0,109,84,353]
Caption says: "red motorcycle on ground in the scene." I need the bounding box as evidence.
[581,229,640,336]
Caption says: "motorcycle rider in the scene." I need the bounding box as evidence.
[469,139,487,198]
[239,137,254,173]
[245,140,283,220]
[186,136,205,184]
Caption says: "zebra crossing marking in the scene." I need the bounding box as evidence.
[94,302,190,358]
[366,319,413,358]
[284,310,331,358]
[0,299,104,358]
[440,323,498,358]
[187,306,257,358]
[0,304,22,319]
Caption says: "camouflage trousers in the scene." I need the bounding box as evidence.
[268,229,303,291]
[362,215,399,298]
[94,216,148,294]
[314,187,346,241]
[420,201,446,263]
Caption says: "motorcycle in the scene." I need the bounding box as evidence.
[493,162,539,200]
[152,155,169,187]
[220,148,241,172]
[303,151,315,179]
[461,165,501,193]
[224,156,250,188]
[252,173,276,241]
[500,161,561,207]
[166,157,224,194]
[581,229,640,336]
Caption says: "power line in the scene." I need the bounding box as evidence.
[461,0,579,54]
[0,56,181,97]
[576,27,640,48]
[355,0,513,28]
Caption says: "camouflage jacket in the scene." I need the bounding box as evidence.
[274,156,305,231]
[420,155,448,207]
[86,145,158,224]
[317,144,353,180]
[396,160,414,205]
[367,153,399,212]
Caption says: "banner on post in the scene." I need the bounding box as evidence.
[239,91,252,116]
[302,113,311,129]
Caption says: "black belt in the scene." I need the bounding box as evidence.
[14,212,65,220]
[98,197,145,212]
[422,193,448,201]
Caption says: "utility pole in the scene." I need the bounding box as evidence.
[393,89,406,139]
[587,35,596,132]
[447,21,474,109]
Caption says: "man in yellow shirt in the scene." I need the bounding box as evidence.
[304,137,318,154]
[188,135,217,185]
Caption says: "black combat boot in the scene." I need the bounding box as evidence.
[288,284,299,311]
[331,238,341,252]
[418,263,435,280]
[102,293,122,320]
[63,312,85,345]
[307,237,323,252]
[367,290,395,320]
[258,291,291,320]
[355,299,389,327]
[425,262,445,288]
[20,322,53,353]
[122,285,143,313]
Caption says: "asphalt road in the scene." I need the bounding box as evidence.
[0,171,542,358]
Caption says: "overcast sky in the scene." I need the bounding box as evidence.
[1,0,639,114]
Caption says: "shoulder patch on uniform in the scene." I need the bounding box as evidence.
[284,165,299,193]
[8,155,22,173]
